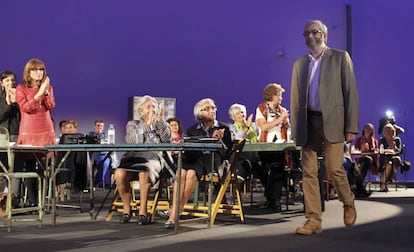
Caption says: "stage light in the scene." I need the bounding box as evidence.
[386,110,394,118]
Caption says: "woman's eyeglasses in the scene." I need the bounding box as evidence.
[200,106,217,112]
[30,68,44,72]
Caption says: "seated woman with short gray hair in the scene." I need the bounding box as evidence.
[115,95,171,225]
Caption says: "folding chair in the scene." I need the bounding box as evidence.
[0,127,43,232]
[105,152,175,222]
[181,139,247,225]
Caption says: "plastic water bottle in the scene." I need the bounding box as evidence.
[107,124,115,144]
[287,126,292,143]
[379,143,384,154]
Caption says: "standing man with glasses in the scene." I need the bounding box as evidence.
[290,20,359,235]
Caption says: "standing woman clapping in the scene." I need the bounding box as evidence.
[15,58,56,206]
[16,58,56,146]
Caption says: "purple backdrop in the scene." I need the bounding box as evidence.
[2,1,413,181]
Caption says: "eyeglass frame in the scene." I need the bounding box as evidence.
[30,68,45,72]
[200,106,217,112]
[303,29,322,37]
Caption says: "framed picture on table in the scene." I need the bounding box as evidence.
[128,96,176,121]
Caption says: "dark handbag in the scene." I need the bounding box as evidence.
[401,160,411,173]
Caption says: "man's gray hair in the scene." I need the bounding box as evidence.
[305,19,328,43]
[193,98,215,121]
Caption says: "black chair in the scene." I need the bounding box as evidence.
[396,144,409,190]
[283,148,303,210]
[55,133,90,210]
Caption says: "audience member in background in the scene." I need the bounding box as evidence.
[255,83,289,212]
[167,118,184,144]
[166,117,185,164]
[0,70,21,214]
[160,118,184,193]
[343,143,353,171]
[378,111,404,136]
[88,120,106,140]
[88,120,112,187]
[342,142,353,195]
[56,119,70,197]
[165,98,233,228]
[379,123,402,192]
[115,95,170,225]
[63,119,78,134]
[16,58,56,206]
[56,119,82,200]
[57,120,67,142]
[343,141,371,199]
[59,120,67,132]
[354,123,379,181]
[0,70,20,142]
[58,120,88,193]
[290,20,358,235]
[228,103,262,189]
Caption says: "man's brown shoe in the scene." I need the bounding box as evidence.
[344,202,357,226]
[296,220,322,235]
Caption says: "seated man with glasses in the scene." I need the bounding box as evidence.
[165,98,233,228]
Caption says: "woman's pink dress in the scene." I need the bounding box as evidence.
[16,84,56,146]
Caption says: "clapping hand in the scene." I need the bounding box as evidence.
[35,76,50,100]
[345,133,356,143]
[362,142,369,152]
[5,87,16,105]
[157,101,165,121]
[280,109,289,122]
[39,76,50,95]
[212,129,225,140]
[246,114,253,128]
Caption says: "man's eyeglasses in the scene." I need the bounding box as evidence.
[303,29,322,37]
[30,68,44,72]
[200,106,217,112]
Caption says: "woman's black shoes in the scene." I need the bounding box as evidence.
[120,214,131,224]
[137,214,151,225]
[119,213,151,224]
[164,220,175,229]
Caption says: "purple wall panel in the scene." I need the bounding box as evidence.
[352,1,414,182]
